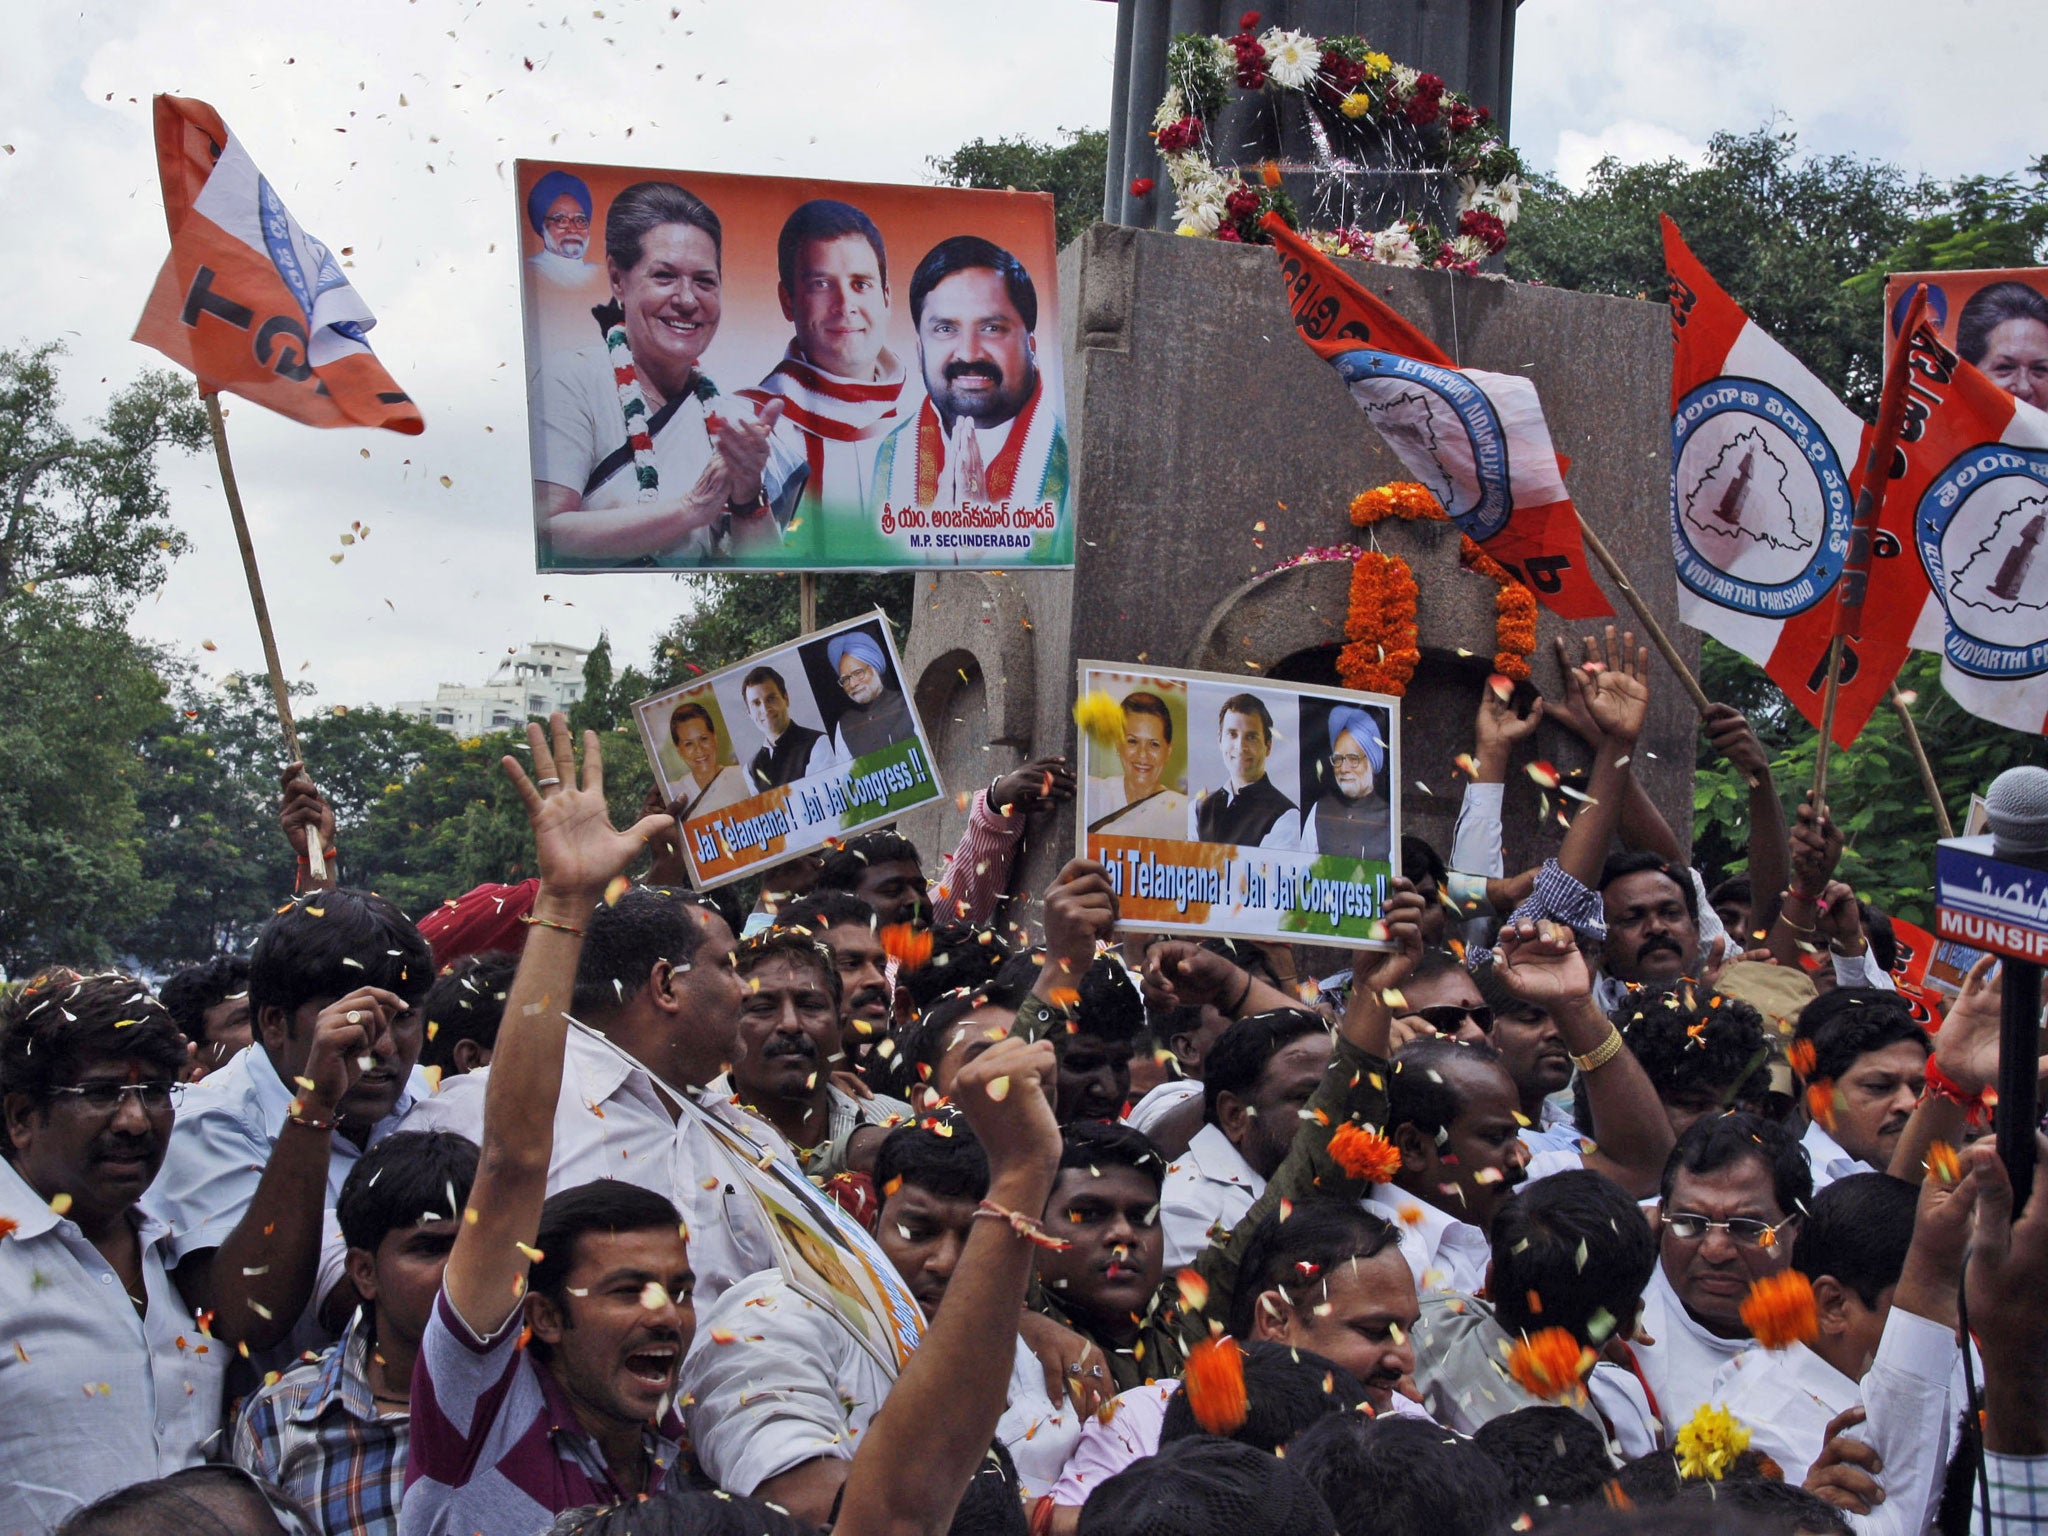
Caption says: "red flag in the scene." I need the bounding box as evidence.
[1832,285,1928,641]
[133,96,422,434]
[1262,215,1611,619]
[1663,217,1909,746]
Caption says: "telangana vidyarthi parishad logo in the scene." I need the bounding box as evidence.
[1670,377,1851,617]
[1335,351,1512,540]
[1916,444,2048,678]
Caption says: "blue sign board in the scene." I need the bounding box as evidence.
[1936,834,2048,964]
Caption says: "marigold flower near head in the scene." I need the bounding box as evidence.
[1675,1403,1751,1480]
[1505,1327,1594,1399]
[1787,1039,1818,1079]
[1805,1079,1837,1132]
[1328,1122,1403,1183]
[1183,1335,1249,1434]
[1073,690,1125,753]
[1739,1269,1819,1350]
[879,924,934,971]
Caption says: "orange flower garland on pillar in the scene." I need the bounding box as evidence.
[1342,482,1538,690]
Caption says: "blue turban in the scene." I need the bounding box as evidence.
[1327,705,1386,775]
[527,170,593,234]
[827,631,889,679]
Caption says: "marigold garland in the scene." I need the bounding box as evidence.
[1328,1122,1404,1183]
[1739,1270,1819,1350]
[1341,481,1538,689]
[1504,1327,1594,1400]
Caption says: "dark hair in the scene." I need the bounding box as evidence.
[734,928,841,1008]
[1387,1037,1504,1140]
[668,701,715,743]
[817,830,923,892]
[1676,1476,1853,1536]
[907,235,1037,332]
[1790,1172,1918,1308]
[337,1131,478,1255]
[907,982,1029,1077]
[1860,903,1898,976]
[1076,955,1144,1043]
[570,886,714,1021]
[1160,1341,1368,1452]
[248,888,432,1027]
[1291,1413,1512,1536]
[156,956,250,1041]
[1956,280,2048,366]
[776,199,887,296]
[1227,1196,1400,1339]
[544,1490,813,1536]
[1599,852,1700,926]
[904,926,1012,1012]
[1473,1405,1616,1509]
[1057,1119,1167,1193]
[1122,691,1174,744]
[874,1125,990,1203]
[1659,1111,1811,1219]
[1216,692,1274,740]
[1491,1170,1658,1342]
[529,1181,685,1354]
[605,180,722,272]
[0,970,188,1116]
[1707,873,1753,914]
[1407,947,1465,988]
[1794,988,1930,1082]
[739,665,787,699]
[419,952,517,1072]
[58,1464,307,1536]
[1202,1009,1327,1126]
[775,889,879,937]
[1606,990,1772,1114]
[1401,835,1448,890]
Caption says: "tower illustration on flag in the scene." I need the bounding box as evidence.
[1880,313,2048,734]
[1662,216,1919,746]
[134,95,422,434]
[1261,214,1611,620]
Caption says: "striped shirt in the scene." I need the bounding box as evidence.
[232,1311,405,1536]
[1985,1452,2048,1536]
[400,1291,689,1536]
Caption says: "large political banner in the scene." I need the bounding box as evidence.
[632,611,944,890]
[1076,662,1401,950]
[517,160,1071,572]
[1883,268,2048,403]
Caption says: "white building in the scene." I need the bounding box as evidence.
[397,641,589,736]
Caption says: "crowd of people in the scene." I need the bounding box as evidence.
[4,629,2046,1536]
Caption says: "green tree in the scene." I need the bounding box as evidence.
[1843,156,2048,305]
[928,128,1109,248]
[652,572,913,688]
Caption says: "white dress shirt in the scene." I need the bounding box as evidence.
[0,1157,228,1533]
[1801,1119,1878,1193]
[1159,1124,1265,1270]
[1363,1184,1493,1296]
[1709,1308,1959,1536]
[681,1270,1080,1499]
[1631,1264,1752,1426]
[1123,1079,1201,1137]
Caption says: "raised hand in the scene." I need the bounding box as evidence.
[1547,637,1604,746]
[711,395,786,502]
[298,985,411,1119]
[992,757,1077,817]
[1702,703,1770,781]
[503,713,674,902]
[954,1036,1062,1184]
[1038,858,1117,996]
[1935,954,2005,1097]
[1143,941,1248,1011]
[1810,878,1865,955]
[1491,917,1595,1007]
[1357,879,1427,999]
[1475,685,1544,770]
[1966,1139,2048,1453]
[1577,626,1651,745]
[1788,791,1842,898]
[279,762,337,862]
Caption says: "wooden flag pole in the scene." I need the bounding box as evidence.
[204,395,327,881]
[1572,508,1717,714]
[1888,682,1955,838]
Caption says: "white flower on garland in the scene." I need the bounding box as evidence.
[1260,27,1322,91]
[1154,84,1187,131]
[1484,175,1523,225]
[1389,64,1421,95]
[1173,170,1229,236]
[1211,36,1237,74]
[1374,222,1423,268]
[1450,233,1490,264]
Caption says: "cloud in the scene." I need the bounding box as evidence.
[1551,122,1710,192]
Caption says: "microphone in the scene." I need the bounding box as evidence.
[1985,765,2048,863]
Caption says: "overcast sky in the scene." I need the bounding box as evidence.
[3,0,2040,710]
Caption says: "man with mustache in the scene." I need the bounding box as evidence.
[725,929,910,1181]
[1789,989,1930,1191]
[773,891,896,1061]
[870,235,1070,560]
[522,169,611,355]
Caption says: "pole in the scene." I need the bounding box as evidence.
[1998,957,2040,1214]
[1888,683,1954,838]
[1572,510,1714,715]
[799,572,818,635]
[204,395,327,881]
[1812,636,1846,812]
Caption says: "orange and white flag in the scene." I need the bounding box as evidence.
[133,95,422,434]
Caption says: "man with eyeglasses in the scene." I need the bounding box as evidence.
[0,970,263,1529]
[1632,1111,1810,1423]
[523,168,611,355]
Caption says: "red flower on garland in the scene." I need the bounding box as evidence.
[1414,72,1446,99]
[1225,185,1262,219]
[1216,225,1244,243]
[1459,208,1509,254]
[1156,116,1204,155]
[1448,103,1480,132]
[1404,93,1441,127]
[1129,177,1155,197]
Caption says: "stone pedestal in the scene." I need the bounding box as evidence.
[898,224,1692,915]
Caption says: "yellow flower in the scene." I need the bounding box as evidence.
[1364,51,1392,76]
[1073,690,1126,752]
[1675,1403,1752,1481]
[1339,92,1373,119]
